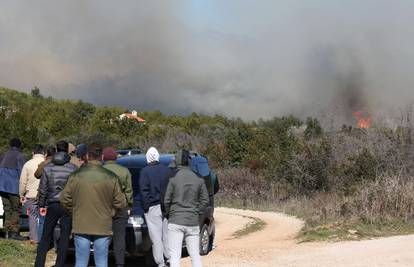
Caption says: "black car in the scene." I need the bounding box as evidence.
[54,153,217,260]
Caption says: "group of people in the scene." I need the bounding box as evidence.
[0,138,209,267]
[140,148,209,267]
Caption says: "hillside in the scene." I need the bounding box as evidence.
[2,87,414,239]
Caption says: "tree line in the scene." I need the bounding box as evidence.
[2,86,414,224]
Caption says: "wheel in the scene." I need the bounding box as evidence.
[199,224,210,256]
[208,228,215,252]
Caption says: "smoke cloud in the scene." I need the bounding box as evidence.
[1,1,414,123]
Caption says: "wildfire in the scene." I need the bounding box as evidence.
[354,111,372,129]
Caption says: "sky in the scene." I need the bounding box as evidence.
[1,0,414,123]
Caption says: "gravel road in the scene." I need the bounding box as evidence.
[45,207,414,266]
[181,207,414,267]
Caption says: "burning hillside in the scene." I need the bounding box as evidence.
[354,111,372,129]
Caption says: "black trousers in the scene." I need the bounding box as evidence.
[0,192,20,232]
[35,202,72,267]
[113,212,128,265]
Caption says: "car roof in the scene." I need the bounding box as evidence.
[116,153,175,169]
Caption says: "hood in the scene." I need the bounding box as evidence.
[146,147,160,164]
[175,150,183,166]
[52,152,71,165]
[175,149,190,166]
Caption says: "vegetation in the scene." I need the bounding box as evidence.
[232,216,267,239]
[0,240,35,267]
[2,86,414,241]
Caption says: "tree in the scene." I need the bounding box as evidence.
[304,117,323,139]
[31,86,43,99]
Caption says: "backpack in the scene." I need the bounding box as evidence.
[190,155,210,178]
[190,154,219,195]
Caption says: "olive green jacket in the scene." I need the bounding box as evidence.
[60,161,126,236]
[103,161,133,217]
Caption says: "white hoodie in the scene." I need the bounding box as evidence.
[146,147,160,164]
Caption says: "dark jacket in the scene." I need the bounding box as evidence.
[160,167,178,216]
[34,156,52,179]
[38,152,78,208]
[139,162,174,213]
[0,147,26,195]
[60,161,126,236]
[164,167,209,226]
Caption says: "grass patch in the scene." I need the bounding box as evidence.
[232,216,267,239]
[300,220,414,242]
[0,239,36,267]
[218,197,414,243]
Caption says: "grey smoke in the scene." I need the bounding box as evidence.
[1,1,414,123]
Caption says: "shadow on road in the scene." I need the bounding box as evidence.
[63,255,147,267]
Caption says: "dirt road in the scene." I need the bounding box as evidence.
[182,207,414,267]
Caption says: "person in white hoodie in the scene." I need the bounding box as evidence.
[19,144,45,243]
[139,147,175,267]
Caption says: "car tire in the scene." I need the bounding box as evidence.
[199,224,210,256]
[208,228,215,252]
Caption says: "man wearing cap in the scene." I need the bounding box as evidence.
[102,147,132,267]
[73,143,88,167]
[69,143,85,168]
[60,143,126,267]
[139,147,174,267]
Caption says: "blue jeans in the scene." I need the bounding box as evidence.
[25,198,40,241]
[74,234,111,267]
[37,214,45,242]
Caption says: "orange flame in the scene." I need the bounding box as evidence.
[354,111,372,129]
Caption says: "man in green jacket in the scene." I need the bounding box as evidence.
[164,150,209,267]
[102,147,132,267]
[60,143,126,267]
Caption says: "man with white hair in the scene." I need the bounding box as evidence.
[139,147,174,267]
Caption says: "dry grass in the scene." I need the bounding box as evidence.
[216,167,414,241]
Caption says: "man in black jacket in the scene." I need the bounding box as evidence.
[34,140,78,267]
[139,147,174,267]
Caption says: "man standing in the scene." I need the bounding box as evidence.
[60,143,126,267]
[19,144,45,243]
[33,144,56,243]
[164,150,209,267]
[139,147,174,267]
[102,147,132,267]
[35,140,78,267]
[0,138,26,240]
